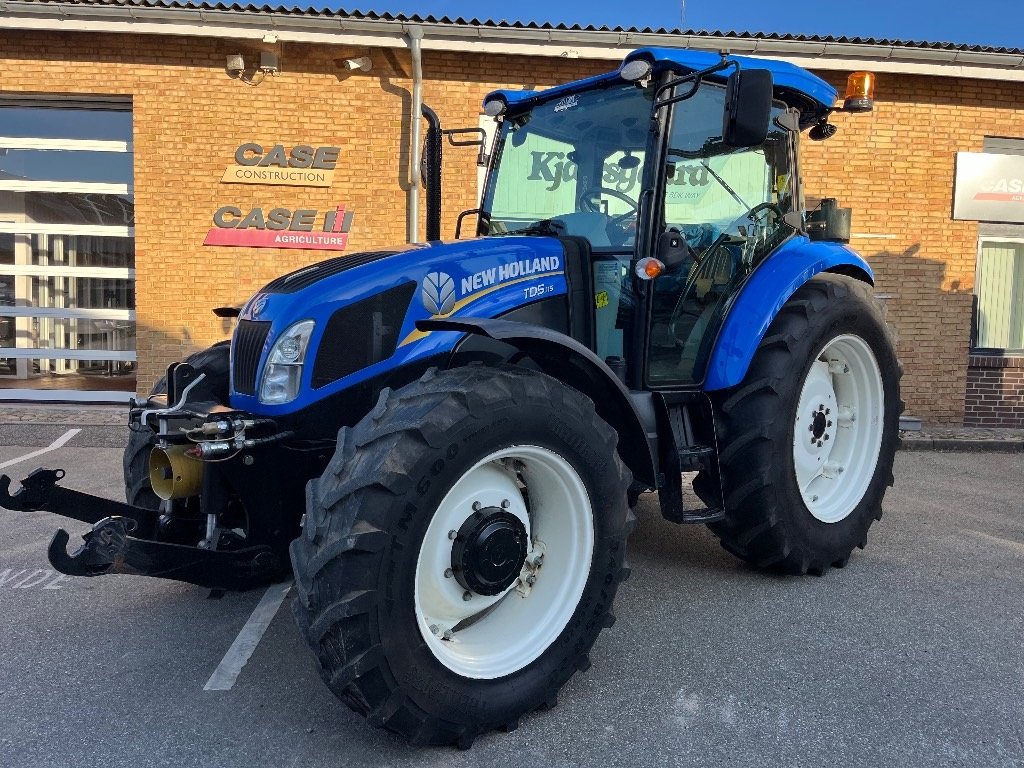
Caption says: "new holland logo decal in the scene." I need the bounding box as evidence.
[421,272,456,316]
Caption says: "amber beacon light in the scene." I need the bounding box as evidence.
[844,71,876,113]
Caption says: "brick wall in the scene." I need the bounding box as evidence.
[2,28,1022,422]
[797,72,1024,423]
[965,355,1024,426]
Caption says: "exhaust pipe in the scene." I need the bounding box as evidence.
[149,445,204,500]
[421,104,442,241]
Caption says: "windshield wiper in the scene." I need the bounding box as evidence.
[700,160,750,211]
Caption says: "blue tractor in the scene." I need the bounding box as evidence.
[1,49,900,746]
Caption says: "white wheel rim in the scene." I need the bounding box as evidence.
[413,445,594,679]
[792,334,884,524]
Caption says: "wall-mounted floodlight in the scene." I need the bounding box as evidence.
[259,51,280,75]
[226,54,245,76]
[343,56,373,72]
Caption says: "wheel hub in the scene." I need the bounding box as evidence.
[451,508,528,596]
[808,404,833,447]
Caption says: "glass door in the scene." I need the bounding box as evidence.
[0,99,135,401]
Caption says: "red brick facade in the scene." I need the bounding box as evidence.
[965,355,1024,427]
[1,25,1022,424]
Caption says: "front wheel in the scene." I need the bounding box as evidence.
[702,273,902,575]
[290,365,633,747]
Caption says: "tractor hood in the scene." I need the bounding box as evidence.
[229,236,570,415]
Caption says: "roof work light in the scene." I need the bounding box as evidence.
[843,71,876,113]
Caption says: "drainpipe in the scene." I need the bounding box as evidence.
[406,25,424,244]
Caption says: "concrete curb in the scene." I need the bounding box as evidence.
[900,438,1024,453]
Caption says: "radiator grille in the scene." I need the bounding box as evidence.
[232,320,271,395]
[312,282,417,388]
[262,251,399,294]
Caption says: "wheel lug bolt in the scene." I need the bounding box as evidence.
[808,425,814,432]
[817,441,823,447]
[827,421,833,427]
[442,630,453,641]
[430,624,441,636]
[448,530,457,540]
[501,499,510,509]
[825,408,831,415]
[811,495,819,503]
[472,501,482,511]
[462,591,472,602]
[444,568,453,578]
[824,435,830,441]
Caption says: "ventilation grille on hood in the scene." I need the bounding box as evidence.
[262,250,399,294]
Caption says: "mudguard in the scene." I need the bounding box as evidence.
[418,316,658,487]
[704,235,874,392]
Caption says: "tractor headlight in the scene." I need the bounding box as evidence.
[259,320,315,404]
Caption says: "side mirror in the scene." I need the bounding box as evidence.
[657,228,691,268]
[723,69,773,148]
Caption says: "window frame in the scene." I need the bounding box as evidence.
[973,235,1024,355]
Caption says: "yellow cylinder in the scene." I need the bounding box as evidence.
[149,445,204,500]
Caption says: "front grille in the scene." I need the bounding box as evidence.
[262,250,399,294]
[312,282,417,388]
[232,320,271,395]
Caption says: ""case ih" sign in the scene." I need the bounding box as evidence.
[203,205,354,250]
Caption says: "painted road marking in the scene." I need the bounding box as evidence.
[0,429,81,470]
[0,568,70,590]
[204,580,293,691]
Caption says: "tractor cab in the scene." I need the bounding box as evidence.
[474,49,870,390]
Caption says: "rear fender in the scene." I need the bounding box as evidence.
[704,236,873,391]
[418,317,658,487]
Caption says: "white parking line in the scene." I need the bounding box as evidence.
[204,580,293,691]
[0,428,81,470]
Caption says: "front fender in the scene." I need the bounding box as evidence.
[704,236,873,391]
[418,317,658,487]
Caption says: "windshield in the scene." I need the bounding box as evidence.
[481,82,655,250]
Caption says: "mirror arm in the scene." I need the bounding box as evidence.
[654,58,737,109]
[443,127,489,165]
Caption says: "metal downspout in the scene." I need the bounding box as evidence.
[407,25,424,244]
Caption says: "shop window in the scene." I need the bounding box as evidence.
[0,97,135,400]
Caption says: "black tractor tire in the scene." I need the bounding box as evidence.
[699,273,902,576]
[122,342,230,509]
[290,365,633,748]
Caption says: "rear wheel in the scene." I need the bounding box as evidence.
[290,365,633,747]
[702,274,901,575]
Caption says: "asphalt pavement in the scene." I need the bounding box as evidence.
[0,426,1022,767]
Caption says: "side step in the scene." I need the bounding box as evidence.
[661,504,725,525]
[657,444,726,525]
[655,399,727,526]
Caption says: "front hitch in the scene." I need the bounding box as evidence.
[0,468,283,591]
[0,468,67,511]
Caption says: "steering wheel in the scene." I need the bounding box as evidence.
[577,186,639,228]
[727,202,783,261]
